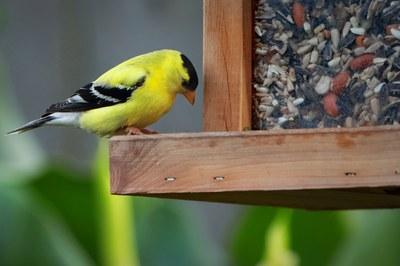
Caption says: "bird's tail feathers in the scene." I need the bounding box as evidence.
[6,112,81,135]
[6,115,54,135]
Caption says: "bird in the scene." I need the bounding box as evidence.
[7,49,198,137]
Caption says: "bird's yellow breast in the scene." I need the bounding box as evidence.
[79,85,176,136]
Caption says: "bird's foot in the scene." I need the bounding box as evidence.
[125,127,145,135]
[124,126,158,135]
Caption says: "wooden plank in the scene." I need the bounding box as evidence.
[110,126,400,210]
[203,0,253,131]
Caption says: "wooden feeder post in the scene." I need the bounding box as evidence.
[203,0,253,131]
[109,0,400,210]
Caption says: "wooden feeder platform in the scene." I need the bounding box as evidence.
[109,0,400,209]
[110,126,400,210]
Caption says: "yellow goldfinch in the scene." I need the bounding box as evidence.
[7,49,198,137]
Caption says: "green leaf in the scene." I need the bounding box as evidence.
[331,210,400,266]
[230,207,278,266]
[0,186,93,266]
[28,165,99,264]
[291,211,347,266]
[231,208,347,266]
[260,210,299,266]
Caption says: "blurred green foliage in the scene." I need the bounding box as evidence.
[261,210,298,266]
[231,207,400,266]
[0,171,94,266]
[0,140,220,266]
[0,148,220,266]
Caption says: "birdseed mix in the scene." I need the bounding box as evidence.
[253,0,400,130]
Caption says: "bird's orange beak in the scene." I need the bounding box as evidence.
[183,90,196,105]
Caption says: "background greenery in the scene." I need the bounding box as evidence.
[1,1,400,265]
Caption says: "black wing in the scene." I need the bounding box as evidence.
[45,77,146,113]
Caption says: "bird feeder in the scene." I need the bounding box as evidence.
[109,0,400,209]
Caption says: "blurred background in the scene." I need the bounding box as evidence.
[1,0,400,265]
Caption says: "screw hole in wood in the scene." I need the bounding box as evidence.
[213,176,225,181]
[345,172,357,177]
[164,176,176,182]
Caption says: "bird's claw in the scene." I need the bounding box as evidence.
[124,127,158,135]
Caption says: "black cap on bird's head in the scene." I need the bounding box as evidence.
[180,53,198,105]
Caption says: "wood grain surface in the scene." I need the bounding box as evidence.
[203,0,253,131]
[110,126,400,209]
